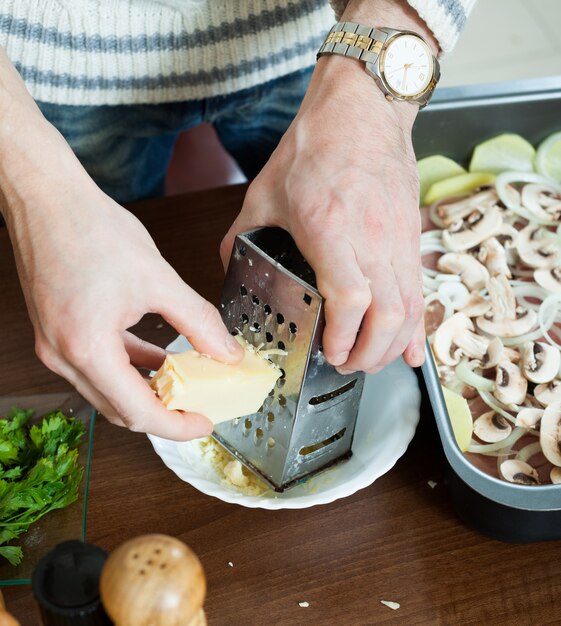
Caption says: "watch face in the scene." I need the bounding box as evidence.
[381,34,433,97]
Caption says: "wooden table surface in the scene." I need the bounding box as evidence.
[1,185,561,625]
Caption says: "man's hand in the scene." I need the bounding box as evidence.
[0,49,243,439]
[221,0,438,375]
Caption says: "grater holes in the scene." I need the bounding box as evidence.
[230,329,239,336]
[267,412,275,424]
[309,379,357,405]
[240,285,248,296]
[279,368,286,379]
[277,340,285,351]
[266,332,273,343]
[276,313,285,325]
[250,321,261,332]
[289,322,297,334]
[264,304,272,316]
[238,245,247,256]
[276,378,285,389]
[267,437,276,449]
[255,428,264,439]
[244,418,252,429]
[251,295,260,305]
[299,428,346,456]
[268,389,275,397]
[241,313,249,325]
[303,293,312,305]
[278,394,287,407]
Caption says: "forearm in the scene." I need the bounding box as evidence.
[307,0,439,144]
[0,47,88,226]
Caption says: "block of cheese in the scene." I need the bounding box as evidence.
[150,340,282,424]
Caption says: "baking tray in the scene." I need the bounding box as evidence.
[413,76,561,542]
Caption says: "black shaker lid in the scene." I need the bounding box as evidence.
[32,540,112,625]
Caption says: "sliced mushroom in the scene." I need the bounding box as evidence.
[551,467,561,484]
[459,291,492,317]
[499,459,540,485]
[432,313,489,366]
[495,224,519,267]
[516,225,560,269]
[521,183,561,221]
[494,360,527,406]
[473,410,512,443]
[540,402,561,466]
[534,379,561,406]
[442,205,502,252]
[521,184,560,221]
[534,267,561,294]
[436,189,498,226]
[515,407,543,429]
[478,237,511,278]
[476,275,537,337]
[437,253,490,290]
[479,337,504,369]
[521,341,560,384]
[437,282,470,310]
[503,347,521,364]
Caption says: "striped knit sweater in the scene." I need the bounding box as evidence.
[0,1,475,106]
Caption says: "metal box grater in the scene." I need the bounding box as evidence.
[214,227,365,492]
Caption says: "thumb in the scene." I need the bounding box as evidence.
[220,211,257,271]
[156,274,243,364]
[220,183,277,270]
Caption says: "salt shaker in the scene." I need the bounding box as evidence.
[100,534,207,626]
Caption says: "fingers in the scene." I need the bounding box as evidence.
[156,272,243,364]
[300,236,371,367]
[37,331,214,440]
[79,334,214,440]
[372,257,424,371]
[219,185,275,270]
[123,331,166,371]
[403,318,426,368]
[336,257,424,375]
[338,264,403,374]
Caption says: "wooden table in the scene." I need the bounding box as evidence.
[1,185,560,625]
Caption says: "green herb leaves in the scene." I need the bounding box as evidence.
[0,407,84,566]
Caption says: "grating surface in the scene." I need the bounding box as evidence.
[214,228,365,491]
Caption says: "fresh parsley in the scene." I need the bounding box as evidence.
[0,407,84,566]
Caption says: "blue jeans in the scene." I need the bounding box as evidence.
[38,67,313,204]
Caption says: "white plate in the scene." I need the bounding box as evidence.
[147,336,421,510]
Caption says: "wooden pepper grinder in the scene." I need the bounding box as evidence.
[100,534,206,626]
[0,591,21,626]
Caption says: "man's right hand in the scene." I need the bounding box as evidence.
[0,49,243,440]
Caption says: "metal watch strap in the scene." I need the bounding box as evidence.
[317,22,388,64]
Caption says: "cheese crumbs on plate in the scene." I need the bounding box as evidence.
[198,437,269,496]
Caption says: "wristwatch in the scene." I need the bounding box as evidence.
[317,22,440,108]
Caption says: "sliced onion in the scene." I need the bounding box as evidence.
[496,172,560,226]
[511,284,548,300]
[424,291,454,322]
[455,358,494,392]
[468,426,526,454]
[435,274,462,283]
[515,441,543,463]
[428,201,447,229]
[501,326,552,346]
[538,293,561,349]
[478,390,517,424]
